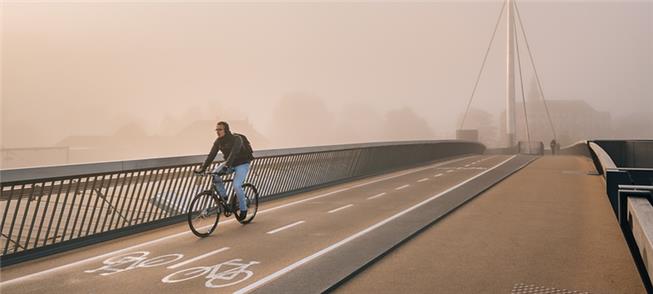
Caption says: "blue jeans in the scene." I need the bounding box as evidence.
[212,163,250,212]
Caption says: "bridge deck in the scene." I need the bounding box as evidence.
[335,155,645,293]
[0,155,644,293]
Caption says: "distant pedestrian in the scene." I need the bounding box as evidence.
[550,139,557,155]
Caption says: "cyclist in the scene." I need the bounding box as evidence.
[195,121,254,221]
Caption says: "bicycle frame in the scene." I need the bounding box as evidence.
[204,172,238,215]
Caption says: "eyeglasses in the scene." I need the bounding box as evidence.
[215,128,224,131]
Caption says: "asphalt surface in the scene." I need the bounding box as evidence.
[334,155,645,294]
[0,155,524,293]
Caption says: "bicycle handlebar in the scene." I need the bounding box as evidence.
[194,162,227,177]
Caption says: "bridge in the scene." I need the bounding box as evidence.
[2,0,651,293]
[1,140,652,293]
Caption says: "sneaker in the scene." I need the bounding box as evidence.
[238,210,247,221]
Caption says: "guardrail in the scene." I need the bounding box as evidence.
[588,140,653,291]
[592,140,653,168]
[558,140,590,156]
[517,141,544,155]
[0,140,484,266]
[589,142,618,175]
[620,186,653,288]
[589,141,653,216]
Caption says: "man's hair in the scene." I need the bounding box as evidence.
[217,121,230,133]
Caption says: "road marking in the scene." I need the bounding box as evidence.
[167,247,230,269]
[260,156,474,215]
[267,221,305,234]
[446,170,454,173]
[417,178,429,182]
[0,155,480,286]
[163,258,260,287]
[367,192,387,200]
[234,155,517,294]
[85,252,183,276]
[328,204,354,214]
[395,184,410,190]
[434,173,443,177]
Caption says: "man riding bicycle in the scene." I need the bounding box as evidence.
[195,121,254,221]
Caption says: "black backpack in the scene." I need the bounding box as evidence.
[234,133,254,158]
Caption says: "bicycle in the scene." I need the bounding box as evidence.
[187,166,259,238]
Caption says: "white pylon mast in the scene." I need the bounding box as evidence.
[506,0,516,148]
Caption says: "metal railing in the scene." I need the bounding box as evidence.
[592,140,653,169]
[588,140,653,291]
[0,140,484,265]
[517,141,544,155]
[620,185,653,289]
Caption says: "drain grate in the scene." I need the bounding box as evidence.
[511,283,590,294]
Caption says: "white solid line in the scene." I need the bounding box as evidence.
[367,192,387,200]
[257,155,475,215]
[167,247,230,269]
[328,204,354,214]
[434,173,443,177]
[267,221,305,234]
[417,178,429,182]
[233,155,518,294]
[395,184,410,190]
[0,155,477,286]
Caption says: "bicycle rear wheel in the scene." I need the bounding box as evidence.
[235,183,259,224]
[187,190,221,237]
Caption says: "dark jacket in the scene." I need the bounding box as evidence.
[200,133,253,171]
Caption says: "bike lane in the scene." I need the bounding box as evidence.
[0,155,507,293]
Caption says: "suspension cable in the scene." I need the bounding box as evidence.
[513,1,557,140]
[460,0,507,129]
[513,6,533,154]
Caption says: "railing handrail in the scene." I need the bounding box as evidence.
[0,140,476,184]
[589,141,617,175]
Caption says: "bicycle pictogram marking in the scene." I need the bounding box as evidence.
[85,251,183,276]
[162,258,260,288]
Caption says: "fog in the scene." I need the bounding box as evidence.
[2,0,652,167]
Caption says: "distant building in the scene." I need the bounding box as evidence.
[500,100,612,147]
[48,119,270,166]
[1,146,70,168]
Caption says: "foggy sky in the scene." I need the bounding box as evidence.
[2,0,652,152]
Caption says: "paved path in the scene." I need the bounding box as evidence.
[0,155,516,293]
[334,155,645,294]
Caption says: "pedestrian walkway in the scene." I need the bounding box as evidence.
[335,155,645,293]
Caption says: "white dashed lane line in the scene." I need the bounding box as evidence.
[367,193,387,200]
[417,178,429,182]
[395,184,410,191]
[267,221,306,234]
[328,204,354,214]
[434,173,443,177]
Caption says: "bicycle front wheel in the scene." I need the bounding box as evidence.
[187,190,221,237]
